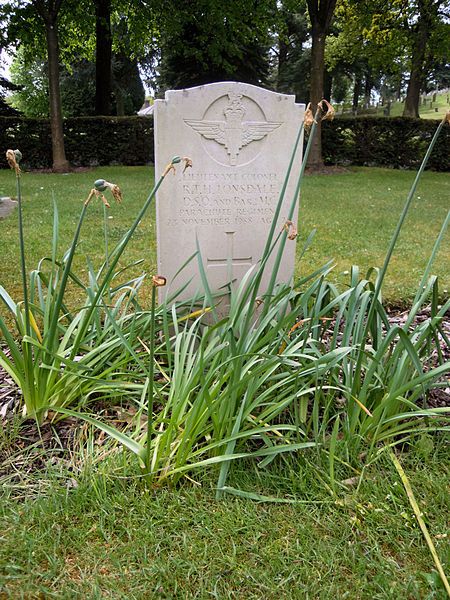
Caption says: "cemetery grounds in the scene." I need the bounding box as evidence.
[0,150,449,593]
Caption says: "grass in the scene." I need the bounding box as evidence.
[389,92,449,120]
[0,139,449,597]
[1,444,449,598]
[337,91,449,120]
[0,165,448,310]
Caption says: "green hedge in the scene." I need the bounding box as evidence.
[0,116,154,169]
[322,117,449,171]
[0,115,447,171]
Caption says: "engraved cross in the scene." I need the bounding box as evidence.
[207,231,252,283]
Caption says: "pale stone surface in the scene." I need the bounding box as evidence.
[154,82,304,307]
[0,197,16,219]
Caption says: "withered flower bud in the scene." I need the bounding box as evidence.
[152,275,167,287]
[318,99,335,122]
[283,220,298,240]
[94,179,107,192]
[6,149,21,175]
[95,179,122,203]
[182,156,193,173]
[84,188,110,207]
[162,163,176,177]
[304,103,315,129]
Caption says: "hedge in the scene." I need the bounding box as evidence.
[0,115,448,171]
[0,116,154,170]
[321,116,449,172]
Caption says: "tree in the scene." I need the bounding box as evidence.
[31,0,70,171]
[273,3,311,103]
[156,0,275,92]
[305,0,338,168]
[8,49,49,116]
[1,0,77,170]
[9,52,144,117]
[94,0,112,115]
[0,75,21,115]
[337,0,449,118]
[402,0,448,117]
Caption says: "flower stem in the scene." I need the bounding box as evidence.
[146,284,157,478]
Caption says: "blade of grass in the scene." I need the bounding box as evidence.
[388,448,450,596]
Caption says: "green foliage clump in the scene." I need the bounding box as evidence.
[0,116,154,169]
[8,51,145,119]
[322,116,449,171]
[0,115,448,171]
[1,112,448,501]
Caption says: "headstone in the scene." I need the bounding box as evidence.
[432,92,437,102]
[0,197,17,220]
[154,82,304,308]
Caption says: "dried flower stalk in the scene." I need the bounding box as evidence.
[182,156,193,173]
[84,188,110,208]
[318,99,335,122]
[85,179,123,207]
[162,162,176,177]
[283,219,298,240]
[304,103,315,129]
[6,149,20,175]
[152,275,167,287]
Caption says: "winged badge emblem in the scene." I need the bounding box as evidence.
[185,92,282,166]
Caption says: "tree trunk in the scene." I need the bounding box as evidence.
[403,0,433,118]
[323,69,332,101]
[115,87,125,116]
[277,35,289,92]
[307,25,326,169]
[95,0,112,115]
[306,0,338,170]
[352,76,362,114]
[44,16,69,172]
[364,72,372,108]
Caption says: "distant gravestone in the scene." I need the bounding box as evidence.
[0,197,16,219]
[154,82,304,307]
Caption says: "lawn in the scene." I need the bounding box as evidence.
[0,162,449,599]
[0,165,448,309]
[338,91,449,120]
[1,444,449,598]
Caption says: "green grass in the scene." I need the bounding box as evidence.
[0,165,448,310]
[337,91,449,120]
[1,159,449,598]
[1,445,448,598]
[389,92,449,119]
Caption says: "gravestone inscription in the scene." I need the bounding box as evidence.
[154,82,304,307]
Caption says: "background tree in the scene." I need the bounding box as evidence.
[94,0,112,115]
[305,0,338,169]
[1,0,88,171]
[273,2,311,102]
[156,0,275,92]
[31,0,70,171]
[402,0,449,117]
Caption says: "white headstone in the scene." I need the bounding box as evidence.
[154,82,304,308]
